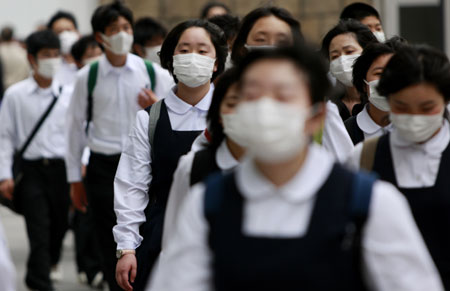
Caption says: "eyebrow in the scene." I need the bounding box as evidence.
[178,42,210,47]
[420,100,436,106]
[342,45,357,50]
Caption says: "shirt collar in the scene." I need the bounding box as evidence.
[216,140,239,170]
[99,53,136,77]
[27,76,62,96]
[165,84,214,115]
[356,105,385,135]
[236,144,335,203]
[391,119,450,156]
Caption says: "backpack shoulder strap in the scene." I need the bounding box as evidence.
[360,136,381,171]
[144,60,156,91]
[148,99,163,159]
[204,172,229,223]
[350,172,377,225]
[190,148,219,186]
[85,61,99,135]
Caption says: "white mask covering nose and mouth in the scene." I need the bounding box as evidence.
[101,31,133,56]
[172,53,216,88]
[145,45,162,64]
[37,57,62,79]
[329,54,360,87]
[373,31,386,43]
[59,30,79,55]
[365,79,390,112]
[222,97,312,163]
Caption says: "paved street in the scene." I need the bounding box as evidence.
[0,206,93,291]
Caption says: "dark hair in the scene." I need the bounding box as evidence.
[378,45,450,102]
[208,14,240,43]
[321,19,378,59]
[133,17,167,46]
[231,6,303,65]
[340,2,380,21]
[91,2,133,33]
[200,1,230,19]
[1,26,13,41]
[207,68,239,150]
[47,11,78,30]
[236,46,331,105]
[384,35,409,51]
[352,43,395,96]
[26,30,60,57]
[71,35,100,63]
[159,19,228,83]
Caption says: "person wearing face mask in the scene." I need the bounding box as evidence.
[0,30,73,291]
[160,69,243,257]
[148,46,443,291]
[71,35,103,69]
[132,17,166,65]
[348,45,450,290]
[340,2,387,43]
[65,3,174,291]
[47,11,80,87]
[209,14,240,70]
[113,19,227,291]
[343,42,399,145]
[322,19,378,122]
[230,6,303,66]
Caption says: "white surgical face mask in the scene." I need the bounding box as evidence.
[224,52,233,70]
[330,54,360,87]
[244,44,277,52]
[82,55,102,66]
[101,31,133,56]
[373,31,386,43]
[145,45,161,64]
[223,97,310,163]
[173,53,215,88]
[390,108,444,143]
[37,57,61,79]
[365,79,390,112]
[59,30,79,55]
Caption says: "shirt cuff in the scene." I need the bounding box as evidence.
[117,240,139,250]
[0,166,13,181]
[66,166,82,183]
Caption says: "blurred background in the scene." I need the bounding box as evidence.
[1,0,448,53]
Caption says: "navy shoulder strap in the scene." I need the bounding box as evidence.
[204,172,233,223]
[350,171,377,226]
[344,116,365,146]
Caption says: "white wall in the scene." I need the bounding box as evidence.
[0,0,100,40]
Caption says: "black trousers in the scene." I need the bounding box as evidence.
[16,158,70,291]
[85,152,121,291]
[72,207,102,283]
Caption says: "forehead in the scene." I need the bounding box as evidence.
[330,33,360,50]
[369,53,393,70]
[243,59,303,82]
[360,15,381,26]
[248,16,291,36]
[108,16,131,27]
[53,18,76,31]
[178,27,212,45]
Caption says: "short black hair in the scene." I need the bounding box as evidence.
[47,11,78,30]
[384,35,409,51]
[208,14,240,43]
[1,26,13,41]
[378,44,450,102]
[159,19,228,83]
[71,35,100,63]
[207,68,239,150]
[231,6,303,65]
[321,19,378,59]
[236,45,331,105]
[352,43,395,96]
[200,2,231,19]
[26,30,60,57]
[133,17,167,46]
[91,2,133,33]
[340,2,380,21]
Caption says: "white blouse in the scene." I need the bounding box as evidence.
[148,144,443,291]
[356,105,392,140]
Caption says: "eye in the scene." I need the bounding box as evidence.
[179,49,189,53]
[255,39,265,43]
[199,50,208,54]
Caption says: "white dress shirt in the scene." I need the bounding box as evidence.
[322,101,354,162]
[65,54,175,182]
[357,105,392,140]
[149,144,444,291]
[54,60,78,86]
[0,76,72,181]
[348,120,449,188]
[0,217,15,291]
[113,85,213,250]
[162,140,239,249]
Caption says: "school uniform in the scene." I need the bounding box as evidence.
[149,144,444,291]
[349,120,450,290]
[114,85,212,290]
[0,216,16,291]
[344,104,392,145]
[55,60,77,86]
[161,140,239,251]
[322,101,354,162]
[65,53,174,291]
[0,76,72,291]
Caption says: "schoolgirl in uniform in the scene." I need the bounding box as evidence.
[161,68,243,252]
[344,42,395,145]
[113,19,227,291]
[349,44,450,290]
[149,47,443,291]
